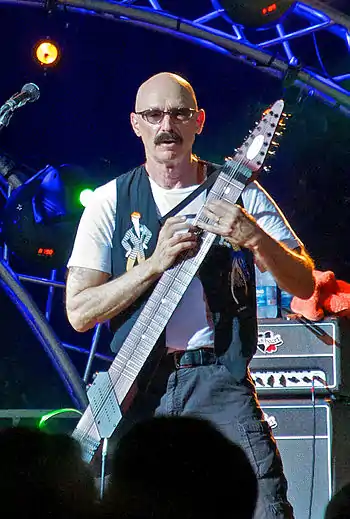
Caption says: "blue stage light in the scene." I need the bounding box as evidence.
[1,163,94,268]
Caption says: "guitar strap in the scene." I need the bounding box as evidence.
[158,161,220,225]
[159,161,244,225]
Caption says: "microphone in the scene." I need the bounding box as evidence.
[1,83,40,111]
[0,83,40,129]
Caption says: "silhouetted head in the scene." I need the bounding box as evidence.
[0,426,98,519]
[104,415,257,519]
[325,482,350,519]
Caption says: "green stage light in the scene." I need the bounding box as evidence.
[79,188,94,207]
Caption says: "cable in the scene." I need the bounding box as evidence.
[100,437,109,499]
[308,377,317,519]
[38,407,82,429]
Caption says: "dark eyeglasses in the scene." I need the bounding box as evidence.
[135,107,197,125]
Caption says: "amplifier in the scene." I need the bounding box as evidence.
[260,398,332,519]
[250,317,350,395]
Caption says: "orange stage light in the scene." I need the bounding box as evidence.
[34,40,60,66]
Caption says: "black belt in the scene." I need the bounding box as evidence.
[172,348,217,369]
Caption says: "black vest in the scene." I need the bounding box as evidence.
[109,164,258,382]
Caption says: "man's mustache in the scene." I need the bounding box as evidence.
[154,132,183,145]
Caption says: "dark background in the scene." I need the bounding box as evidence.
[0,1,349,412]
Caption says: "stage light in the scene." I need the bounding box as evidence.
[262,3,277,16]
[79,188,94,208]
[212,0,296,27]
[34,40,60,66]
[1,163,96,268]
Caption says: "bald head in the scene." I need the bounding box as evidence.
[135,72,198,112]
[130,72,205,170]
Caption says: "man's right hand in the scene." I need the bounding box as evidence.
[149,216,198,275]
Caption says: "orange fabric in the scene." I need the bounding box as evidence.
[290,270,350,321]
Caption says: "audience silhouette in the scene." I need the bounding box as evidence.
[325,482,350,519]
[0,426,98,519]
[0,416,258,519]
[102,415,258,519]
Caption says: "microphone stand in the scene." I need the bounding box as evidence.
[0,105,15,131]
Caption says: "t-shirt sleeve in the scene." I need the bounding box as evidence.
[242,180,303,250]
[66,180,116,274]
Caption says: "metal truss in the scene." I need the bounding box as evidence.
[1,0,349,115]
[0,246,114,409]
[0,0,350,409]
[0,186,112,411]
[0,257,89,409]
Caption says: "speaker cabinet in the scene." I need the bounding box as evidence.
[260,399,332,519]
[328,400,350,492]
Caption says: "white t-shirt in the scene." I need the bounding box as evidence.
[67,175,301,350]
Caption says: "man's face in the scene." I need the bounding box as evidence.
[130,77,205,165]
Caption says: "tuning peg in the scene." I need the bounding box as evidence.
[275,132,282,137]
[263,165,271,172]
[271,141,279,146]
[268,150,276,156]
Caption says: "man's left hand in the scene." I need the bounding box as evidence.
[197,199,263,249]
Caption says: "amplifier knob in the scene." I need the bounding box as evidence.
[267,375,275,387]
[279,375,287,387]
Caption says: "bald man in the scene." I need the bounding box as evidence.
[66,72,314,519]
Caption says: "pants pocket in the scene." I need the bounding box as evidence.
[238,419,283,479]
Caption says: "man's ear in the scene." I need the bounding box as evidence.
[195,109,206,135]
[130,112,141,137]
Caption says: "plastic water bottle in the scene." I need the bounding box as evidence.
[280,289,293,316]
[255,266,278,318]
